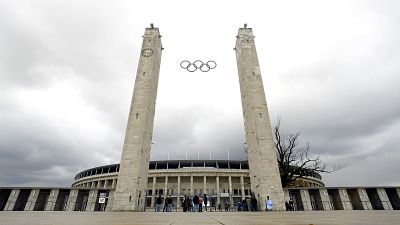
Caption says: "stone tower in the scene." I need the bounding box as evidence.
[235,25,285,210]
[113,25,162,211]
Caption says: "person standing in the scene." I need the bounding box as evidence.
[289,197,294,211]
[193,194,199,212]
[155,195,162,212]
[167,195,173,212]
[203,194,208,212]
[162,196,169,212]
[198,196,203,212]
[250,196,258,211]
[266,196,273,211]
[183,195,188,212]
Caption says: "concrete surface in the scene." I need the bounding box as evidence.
[1,211,400,225]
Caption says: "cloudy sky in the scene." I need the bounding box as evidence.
[0,0,399,187]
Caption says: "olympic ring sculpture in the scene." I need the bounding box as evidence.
[180,60,217,72]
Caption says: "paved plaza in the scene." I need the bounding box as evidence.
[0,211,399,225]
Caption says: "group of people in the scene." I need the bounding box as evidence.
[154,194,277,212]
[182,194,208,212]
[155,195,173,212]
[285,198,295,211]
[226,196,258,211]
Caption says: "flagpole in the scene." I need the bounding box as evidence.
[227,144,230,160]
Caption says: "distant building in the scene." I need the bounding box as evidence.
[72,160,324,209]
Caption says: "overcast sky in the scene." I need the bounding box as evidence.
[0,0,399,187]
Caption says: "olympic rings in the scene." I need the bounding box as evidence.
[180,60,217,72]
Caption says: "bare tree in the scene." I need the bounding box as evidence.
[274,118,338,187]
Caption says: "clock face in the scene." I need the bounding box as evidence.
[142,48,154,57]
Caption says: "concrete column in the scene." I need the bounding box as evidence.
[190,176,194,195]
[4,189,20,211]
[66,189,79,211]
[376,188,393,210]
[45,189,60,211]
[203,176,207,195]
[113,26,163,211]
[216,176,220,207]
[97,181,101,189]
[103,180,107,189]
[105,191,115,211]
[300,189,312,211]
[91,182,95,189]
[283,189,290,205]
[240,176,245,200]
[111,179,116,189]
[319,189,332,210]
[229,176,233,209]
[357,188,373,210]
[177,176,181,208]
[338,188,353,210]
[87,190,98,211]
[235,26,285,210]
[24,189,40,211]
[151,177,156,207]
[164,176,168,197]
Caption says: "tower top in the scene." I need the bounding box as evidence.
[238,24,253,35]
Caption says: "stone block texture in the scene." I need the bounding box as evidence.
[113,26,162,211]
[235,26,284,210]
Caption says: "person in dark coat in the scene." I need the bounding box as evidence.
[183,195,188,212]
[155,195,162,212]
[250,197,258,211]
[289,198,294,211]
[162,196,169,212]
[193,194,199,212]
[167,195,173,212]
[203,194,208,212]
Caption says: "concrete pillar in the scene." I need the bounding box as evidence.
[4,189,20,211]
[235,25,285,210]
[151,177,156,207]
[216,176,220,207]
[45,189,60,211]
[283,189,290,202]
[177,176,181,208]
[338,188,353,210]
[113,26,163,211]
[319,189,332,210]
[91,182,95,189]
[105,191,115,211]
[240,176,245,200]
[357,188,373,210]
[24,189,40,211]
[300,189,312,211]
[203,176,207,195]
[66,189,79,211]
[111,179,116,189]
[103,180,107,189]
[376,188,392,210]
[190,176,194,195]
[87,190,98,211]
[229,176,233,210]
[97,181,101,189]
[164,176,168,203]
